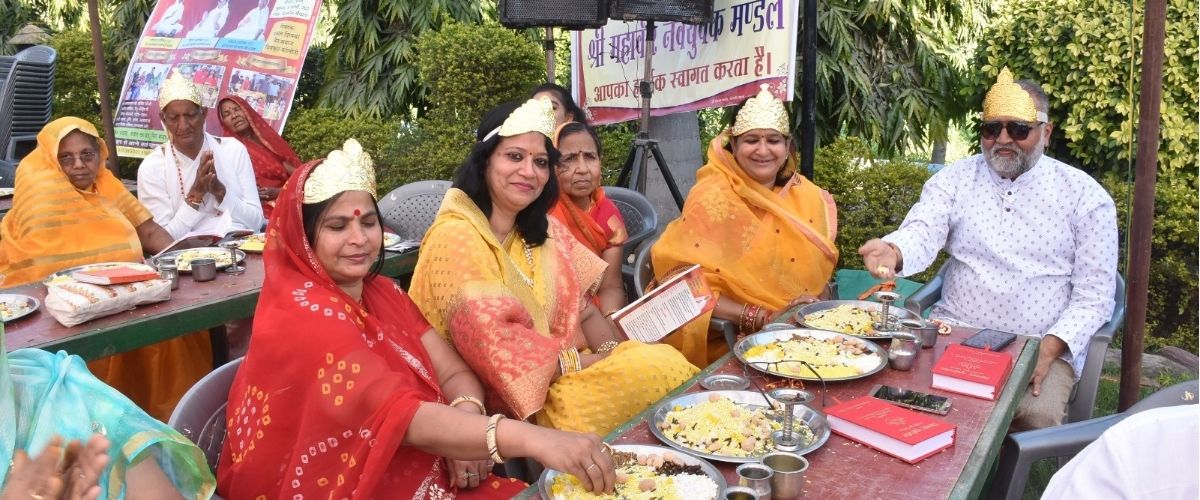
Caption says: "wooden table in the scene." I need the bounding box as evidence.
[3,248,419,360]
[520,327,1038,499]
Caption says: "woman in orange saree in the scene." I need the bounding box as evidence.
[547,122,628,315]
[218,140,616,499]
[410,99,697,436]
[0,117,210,420]
[652,86,839,366]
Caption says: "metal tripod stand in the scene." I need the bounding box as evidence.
[614,21,685,210]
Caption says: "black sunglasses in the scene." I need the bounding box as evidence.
[980,121,1040,141]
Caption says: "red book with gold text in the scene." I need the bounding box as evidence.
[931,344,1014,400]
[826,396,956,464]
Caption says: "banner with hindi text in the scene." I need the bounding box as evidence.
[113,0,321,158]
[570,0,798,126]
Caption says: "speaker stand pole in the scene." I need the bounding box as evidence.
[544,27,556,82]
[615,21,685,210]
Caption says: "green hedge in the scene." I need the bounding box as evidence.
[1102,174,1198,352]
[282,107,402,174]
[813,138,941,283]
[973,0,1198,178]
[382,22,544,193]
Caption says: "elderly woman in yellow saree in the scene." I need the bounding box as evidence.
[652,86,839,367]
[0,117,211,420]
[410,98,697,436]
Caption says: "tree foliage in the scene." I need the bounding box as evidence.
[800,0,989,157]
[320,0,483,119]
[47,30,121,127]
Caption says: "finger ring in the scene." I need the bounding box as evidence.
[30,494,45,500]
[467,471,479,477]
[585,463,597,472]
[459,472,469,479]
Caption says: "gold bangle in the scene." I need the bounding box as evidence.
[486,414,506,464]
[559,347,581,375]
[448,395,485,415]
[597,340,619,354]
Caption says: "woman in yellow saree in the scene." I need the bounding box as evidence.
[0,117,211,420]
[411,98,696,436]
[652,86,839,367]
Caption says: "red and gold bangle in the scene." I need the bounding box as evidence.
[486,414,506,464]
[449,395,485,415]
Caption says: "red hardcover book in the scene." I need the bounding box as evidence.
[826,396,956,464]
[71,266,159,285]
[931,343,1015,400]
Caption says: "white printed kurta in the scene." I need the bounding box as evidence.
[884,154,1117,378]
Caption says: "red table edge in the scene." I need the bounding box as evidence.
[515,335,1041,499]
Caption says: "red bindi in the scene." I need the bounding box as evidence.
[353,209,361,216]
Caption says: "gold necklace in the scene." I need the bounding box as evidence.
[508,237,535,288]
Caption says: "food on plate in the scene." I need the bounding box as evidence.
[44,263,156,285]
[549,450,718,500]
[803,304,895,337]
[658,394,811,458]
[176,248,235,271]
[0,297,32,321]
[743,333,881,378]
[237,233,267,252]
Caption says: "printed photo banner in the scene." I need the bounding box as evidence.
[113,0,322,158]
[571,0,798,126]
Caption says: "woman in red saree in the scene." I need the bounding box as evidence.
[216,140,615,499]
[548,122,628,315]
[217,95,300,218]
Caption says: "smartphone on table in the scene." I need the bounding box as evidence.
[961,328,1018,351]
[869,384,953,415]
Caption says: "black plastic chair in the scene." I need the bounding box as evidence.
[989,378,1198,500]
[632,235,738,351]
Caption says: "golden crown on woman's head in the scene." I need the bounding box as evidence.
[304,139,377,204]
[157,71,203,111]
[481,97,557,142]
[732,84,790,137]
[982,67,1047,123]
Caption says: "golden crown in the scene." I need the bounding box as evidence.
[481,97,556,142]
[983,67,1047,123]
[158,71,203,111]
[303,139,377,204]
[732,84,790,136]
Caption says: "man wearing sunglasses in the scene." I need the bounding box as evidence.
[859,68,1117,431]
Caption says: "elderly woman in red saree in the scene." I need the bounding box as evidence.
[217,95,301,218]
[217,140,617,499]
[548,122,628,315]
[652,86,839,367]
[410,99,697,437]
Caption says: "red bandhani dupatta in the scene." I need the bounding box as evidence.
[217,160,518,499]
[219,95,301,218]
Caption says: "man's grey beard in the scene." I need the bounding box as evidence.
[984,142,1042,178]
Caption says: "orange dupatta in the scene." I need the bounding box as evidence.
[0,118,147,287]
[0,117,210,420]
[651,132,839,366]
[548,187,628,256]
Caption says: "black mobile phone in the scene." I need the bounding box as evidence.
[869,384,952,415]
[962,328,1018,351]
